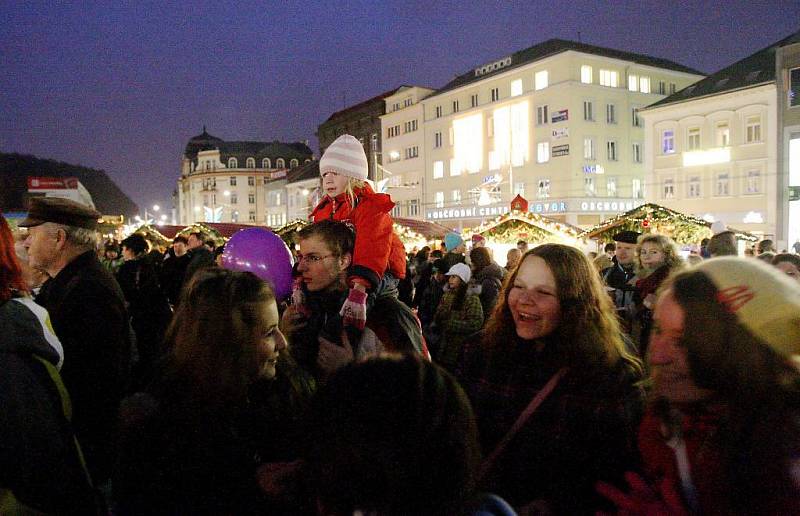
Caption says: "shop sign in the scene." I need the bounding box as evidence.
[582,164,605,174]
[552,145,569,157]
[426,204,510,221]
[551,128,569,139]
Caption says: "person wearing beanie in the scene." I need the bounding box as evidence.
[442,232,466,273]
[304,134,407,330]
[599,257,800,514]
[433,263,483,372]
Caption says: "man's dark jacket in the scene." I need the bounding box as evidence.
[36,250,131,484]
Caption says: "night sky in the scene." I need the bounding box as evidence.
[2,1,798,211]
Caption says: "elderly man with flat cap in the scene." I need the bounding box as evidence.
[601,230,641,334]
[21,197,131,487]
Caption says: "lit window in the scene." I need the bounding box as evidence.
[581,65,592,84]
[633,178,643,199]
[715,173,731,196]
[688,176,701,198]
[606,177,617,197]
[663,178,675,199]
[433,161,444,179]
[632,143,642,163]
[745,116,762,143]
[583,100,594,121]
[536,105,548,125]
[452,113,483,173]
[585,176,596,196]
[746,170,761,194]
[535,70,548,90]
[688,127,701,150]
[606,104,616,124]
[600,69,618,87]
[662,130,675,154]
[537,142,549,163]
[584,137,595,160]
[435,191,444,208]
[607,140,618,161]
[628,74,639,92]
[716,122,730,147]
[510,79,523,97]
[640,76,651,93]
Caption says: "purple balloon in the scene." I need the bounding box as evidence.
[221,228,294,300]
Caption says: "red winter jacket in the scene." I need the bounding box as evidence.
[310,184,406,290]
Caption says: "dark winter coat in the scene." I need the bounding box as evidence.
[601,258,637,331]
[458,335,644,513]
[310,183,406,289]
[35,250,131,484]
[469,262,506,320]
[0,297,97,514]
[159,252,191,306]
[183,246,215,288]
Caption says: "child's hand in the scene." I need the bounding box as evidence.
[340,287,367,329]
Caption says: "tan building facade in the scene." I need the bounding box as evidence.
[419,40,703,229]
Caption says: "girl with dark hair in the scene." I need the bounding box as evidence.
[599,257,800,514]
[459,244,645,513]
[434,262,483,371]
[114,268,289,514]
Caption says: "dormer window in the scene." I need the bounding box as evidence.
[228,157,238,168]
[276,158,285,168]
[290,159,299,168]
[246,157,256,168]
[262,158,271,169]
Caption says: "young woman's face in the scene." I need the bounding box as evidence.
[447,275,462,289]
[507,255,561,341]
[122,246,136,261]
[322,170,349,198]
[254,300,286,380]
[649,289,713,403]
[639,242,666,269]
[775,261,800,282]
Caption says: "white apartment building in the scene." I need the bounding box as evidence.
[285,161,321,222]
[419,39,703,229]
[642,30,800,246]
[379,86,435,219]
[176,129,313,226]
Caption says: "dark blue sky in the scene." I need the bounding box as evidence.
[2,1,798,211]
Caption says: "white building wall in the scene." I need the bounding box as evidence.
[642,83,778,238]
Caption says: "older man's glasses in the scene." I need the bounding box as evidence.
[297,253,335,265]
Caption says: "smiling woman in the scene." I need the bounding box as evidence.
[457,243,645,513]
[114,268,291,514]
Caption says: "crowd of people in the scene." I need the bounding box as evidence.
[2,138,800,515]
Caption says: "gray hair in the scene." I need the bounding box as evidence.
[44,222,99,250]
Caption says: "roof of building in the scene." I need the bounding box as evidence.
[432,38,704,97]
[286,160,320,184]
[184,128,313,163]
[320,86,409,124]
[646,29,800,109]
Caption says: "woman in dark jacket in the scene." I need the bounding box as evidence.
[114,269,290,514]
[458,244,645,514]
[117,233,172,386]
[468,246,506,321]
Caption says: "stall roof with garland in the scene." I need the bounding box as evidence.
[580,203,758,244]
[466,211,583,244]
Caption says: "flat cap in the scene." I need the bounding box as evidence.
[18,197,101,230]
[612,230,641,244]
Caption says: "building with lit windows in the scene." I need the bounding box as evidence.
[420,39,703,229]
[176,128,313,225]
[286,160,321,222]
[642,30,800,247]
[379,86,435,219]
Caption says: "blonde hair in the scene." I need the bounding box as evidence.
[343,177,367,206]
[635,234,682,274]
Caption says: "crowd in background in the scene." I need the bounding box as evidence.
[3,189,800,514]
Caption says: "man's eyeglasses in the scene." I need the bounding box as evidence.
[297,253,335,265]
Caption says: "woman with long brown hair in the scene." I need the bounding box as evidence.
[458,243,644,513]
